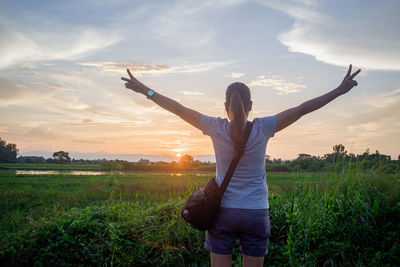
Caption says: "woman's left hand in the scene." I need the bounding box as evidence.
[337,64,361,95]
[121,69,150,95]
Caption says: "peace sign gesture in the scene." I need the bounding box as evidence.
[338,64,361,94]
[121,69,151,96]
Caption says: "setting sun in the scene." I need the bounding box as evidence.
[176,153,182,157]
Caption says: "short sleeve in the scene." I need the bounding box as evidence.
[200,114,226,136]
[257,115,277,138]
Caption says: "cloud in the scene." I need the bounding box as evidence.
[259,0,324,22]
[78,61,172,73]
[181,90,204,96]
[78,60,231,74]
[248,75,305,94]
[70,138,105,145]
[173,61,232,73]
[261,0,400,71]
[133,120,152,125]
[331,98,400,149]
[161,137,201,154]
[0,16,122,69]
[26,127,61,139]
[64,119,99,127]
[146,1,218,50]
[362,87,400,109]
[225,72,245,78]
[0,77,37,106]
[0,77,27,99]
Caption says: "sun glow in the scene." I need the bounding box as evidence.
[176,153,182,157]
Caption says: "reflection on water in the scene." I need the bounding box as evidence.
[170,173,211,177]
[1,170,214,176]
[15,170,107,175]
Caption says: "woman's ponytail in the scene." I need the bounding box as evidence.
[229,92,246,157]
[226,82,251,158]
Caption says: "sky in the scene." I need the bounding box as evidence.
[1,0,399,162]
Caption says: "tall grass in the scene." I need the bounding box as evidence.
[0,169,399,266]
[267,171,399,266]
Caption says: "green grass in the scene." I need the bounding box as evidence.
[0,171,399,266]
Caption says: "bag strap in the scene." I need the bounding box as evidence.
[219,120,254,195]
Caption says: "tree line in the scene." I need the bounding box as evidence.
[0,138,18,163]
[1,138,399,173]
[266,144,399,174]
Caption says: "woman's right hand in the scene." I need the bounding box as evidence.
[337,64,361,95]
[121,69,151,95]
[183,209,190,217]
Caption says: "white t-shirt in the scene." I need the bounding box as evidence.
[200,114,277,209]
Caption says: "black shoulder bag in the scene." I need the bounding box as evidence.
[181,121,254,231]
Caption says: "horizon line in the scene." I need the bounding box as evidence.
[17,149,398,163]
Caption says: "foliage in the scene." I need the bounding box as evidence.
[0,138,18,163]
[267,144,399,174]
[178,154,194,168]
[266,173,400,266]
[2,142,397,175]
[100,158,216,172]
[52,151,71,164]
[0,171,399,266]
[1,201,207,266]
[17,156,46,164]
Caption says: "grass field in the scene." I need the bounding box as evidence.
[0,170,399,266]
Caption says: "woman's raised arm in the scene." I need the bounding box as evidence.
[274,64,361,133]
[121,69,201,130]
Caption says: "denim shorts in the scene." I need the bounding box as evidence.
[204,207,270,257]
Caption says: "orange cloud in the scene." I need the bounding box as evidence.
[78,61,172,73]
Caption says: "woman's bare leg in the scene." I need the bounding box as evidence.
[243,254,264,267]
[210,252,232,267]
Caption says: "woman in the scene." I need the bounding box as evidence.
[121,65,361,267]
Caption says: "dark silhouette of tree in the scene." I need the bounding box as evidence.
[17,156,46,164]
[178,154,194,170]
[333,144,347,155]
[179,154,193,164]
[324,144,347,163]
[0,138,18,163]
[52,151,71,164]
[292,154,325,171]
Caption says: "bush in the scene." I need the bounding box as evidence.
[265,173,400,266]
[1,200,209,266]
[1,173,399,266]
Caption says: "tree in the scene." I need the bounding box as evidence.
[333,144,347,155]
[298,153,311,159]
[17,156,46,164]
[52,151,71,164]
[324,144,347,163]
[292,154,322,171]
[0,138,18,163]
[178,154,194,169]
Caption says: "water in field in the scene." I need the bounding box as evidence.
[3,170,213,176]
[15,170,107,175]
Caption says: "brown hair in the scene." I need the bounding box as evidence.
[225,82,252,158]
